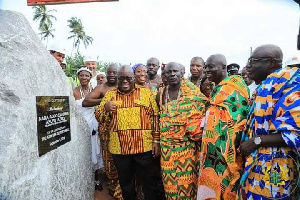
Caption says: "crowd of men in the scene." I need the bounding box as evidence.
[49,43,300,200]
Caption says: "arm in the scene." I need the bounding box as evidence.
[82,86,103,107]
[73,88,81,100]
[150,93,160,158]
[94,90,113,123]
[240,134,287,156]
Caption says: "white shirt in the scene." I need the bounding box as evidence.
[248,82,258,96]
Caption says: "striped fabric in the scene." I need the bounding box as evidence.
[159,79,207,200]
[95,85,159,155]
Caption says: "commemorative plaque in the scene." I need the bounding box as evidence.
[36,96,71,157]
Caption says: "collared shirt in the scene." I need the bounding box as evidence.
[95,85,159,155]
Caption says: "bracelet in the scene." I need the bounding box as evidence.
[153,140,160,144]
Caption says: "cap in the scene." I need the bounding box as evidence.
[48,43,67,55]
[286,55,300,66]
[84,55,98,62]
[227,63,240,72]
[97,72,106,76]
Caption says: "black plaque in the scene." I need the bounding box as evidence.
[36,96,71,157]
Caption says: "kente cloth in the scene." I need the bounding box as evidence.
[239,67,300,200]
[188,76,202,88]
[198,75,250,200]
[159,79,207,200]
[99,122,122,199]
[95,85,159,155]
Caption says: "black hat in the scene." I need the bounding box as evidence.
[227,63,240,72]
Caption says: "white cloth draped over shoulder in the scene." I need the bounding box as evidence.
[75,99,103,170]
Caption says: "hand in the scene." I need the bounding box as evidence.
[104,101,116,112]
[239,138,258,157]
[152,143,160,158]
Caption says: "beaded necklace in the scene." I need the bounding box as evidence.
[79,85,92,99]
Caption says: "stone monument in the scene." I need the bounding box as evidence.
[0,10,94,200]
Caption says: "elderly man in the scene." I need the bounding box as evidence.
[227,63,240,76]
[189,57,205,88]
[96,72,106,85]
[146,57,163,89]
[95,65,160,200]
[84,55,98,88]
[239,44,300,199]
[198,54,250,200]
[156,62,207,200]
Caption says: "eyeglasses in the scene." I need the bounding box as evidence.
[118,76,133,82]
[248,57,278,65]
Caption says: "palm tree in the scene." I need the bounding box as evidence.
[67,17,93,55]
[32,5,57,31]
[39,23,55,47]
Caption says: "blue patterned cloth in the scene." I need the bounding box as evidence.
[239,67,300,199]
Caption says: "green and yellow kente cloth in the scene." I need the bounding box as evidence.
[159,79,207,200]
[198,75,250,200]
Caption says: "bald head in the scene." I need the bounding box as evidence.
[207,54,227,66]
[118,65,133,75]
[252,44,283,66]
[248,44,283,84]
[205,54,228,85]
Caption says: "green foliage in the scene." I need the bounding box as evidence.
[67,17,93,55]
[65,52,84,77]
[65,52,120,77]
[32,5,56,44]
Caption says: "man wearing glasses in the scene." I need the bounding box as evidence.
[239,44,300,199]
[189,56,205,88]
[198,54,250,200]
[146,57,163,89]
[95,65,160,200]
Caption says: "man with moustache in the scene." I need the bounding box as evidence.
[96,65,160,200]
[239,44,300,199]
[83,63,121,198]
[146,57,163,89]
[198,54,250,200]
[157,62,207,199]
[188,57,205,88]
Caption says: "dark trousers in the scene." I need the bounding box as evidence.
[112,151,158,200]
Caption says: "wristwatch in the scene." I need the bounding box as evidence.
[254,136,262,146]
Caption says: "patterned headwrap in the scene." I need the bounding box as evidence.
[132,63,144,72]
[77,67,92,76]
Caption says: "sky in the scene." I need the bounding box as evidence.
[1,0,300,73]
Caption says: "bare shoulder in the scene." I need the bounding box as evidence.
[73,87,81,100]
